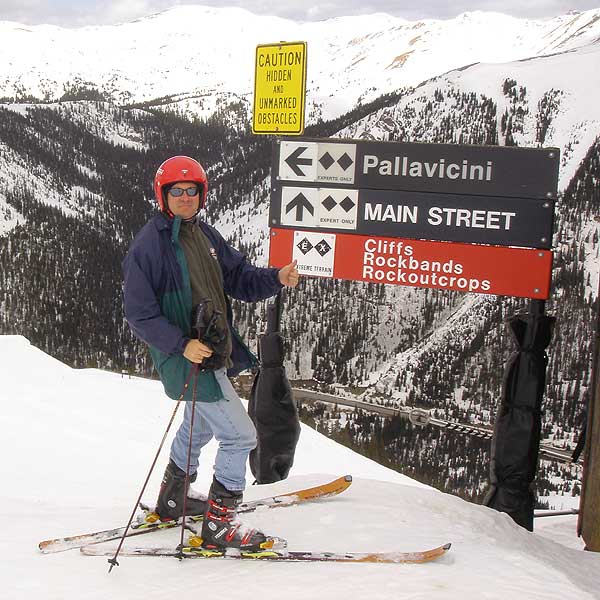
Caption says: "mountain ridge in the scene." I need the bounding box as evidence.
[0,7,598,505]
[1,7,600,122]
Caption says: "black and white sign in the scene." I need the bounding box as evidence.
[357,189,554,248]
[278,142,318,181]
[318,188,358,229]
[274,137,559,200]
[279,186,359,230]
[281,186,318,227]
[316,142,356,184]
[271,185,554,248]
[278,141,357,185]
[292,230,336,277]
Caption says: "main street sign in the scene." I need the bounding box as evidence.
[253,42,307,135]
[269,228,553,299]
[273,138,559,199]
[270,185,554,248]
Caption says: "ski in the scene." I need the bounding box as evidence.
[81,542,452,564]
[38,475,352,554]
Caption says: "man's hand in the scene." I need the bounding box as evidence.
[278,260,300,288]
[183,339,214,364]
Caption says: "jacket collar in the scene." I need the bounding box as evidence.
[154,213,207,243]
[154,212,173,232]
[152,212,182,243]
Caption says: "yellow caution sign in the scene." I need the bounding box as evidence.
[253,41,307,135]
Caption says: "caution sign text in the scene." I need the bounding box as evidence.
[253,42,307,135]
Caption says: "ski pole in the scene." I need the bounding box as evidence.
[108,364,198,573]
[176,370,199,559]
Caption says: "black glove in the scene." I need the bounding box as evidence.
[191,299,229,371]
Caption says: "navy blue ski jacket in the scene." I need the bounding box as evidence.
[122,213,282,402]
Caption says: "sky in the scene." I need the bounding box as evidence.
[0,0,598,27]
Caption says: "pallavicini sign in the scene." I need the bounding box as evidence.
[273,138,559,199]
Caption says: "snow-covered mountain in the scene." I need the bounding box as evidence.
[1,7,600,121]
[346,42,600,191]
[1,6,599,507]
[336,41,600,405]
[2,335,598,600]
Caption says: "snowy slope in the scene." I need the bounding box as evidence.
[1,335,599,600]
[339,40,600,395]
[347,41,600,192]
[0,100,150,235]
[1,7,600,121]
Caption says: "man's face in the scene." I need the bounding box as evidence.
[167,181,201,219]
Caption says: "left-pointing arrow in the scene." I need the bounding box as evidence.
[286,192,314,221]
[285,146,312,177]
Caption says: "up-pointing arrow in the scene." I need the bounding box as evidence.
[286,192,314,221]
[285,146,313,177]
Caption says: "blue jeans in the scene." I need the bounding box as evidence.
[169,368,256,492]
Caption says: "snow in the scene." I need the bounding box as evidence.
[436,43,600,190]
[1,334,599,599]
[535,515,585,551]
[366,295,486,401]
[1,7,600,122]
[0,186,24,235]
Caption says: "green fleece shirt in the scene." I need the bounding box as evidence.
[178,220,233,367]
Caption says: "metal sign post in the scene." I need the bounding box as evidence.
[578,266,600,551]
[483,299,555,531]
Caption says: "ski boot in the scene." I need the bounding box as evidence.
[197,477,285,551]
[155,460,207,522]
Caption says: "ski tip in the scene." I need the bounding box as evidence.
[344,475,353,483]
[442,543,452,551]
[38,541,55,553]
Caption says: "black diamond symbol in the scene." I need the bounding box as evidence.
[319,152,335,170]
[297,238,313,255]
[315,239,332,256]
[322,195,337,211]
[340,196,355,213]
[337,152,353,171]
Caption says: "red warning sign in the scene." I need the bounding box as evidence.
[269,228,552,299]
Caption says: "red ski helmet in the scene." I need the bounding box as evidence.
[153,155,208,213]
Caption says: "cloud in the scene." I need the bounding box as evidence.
[0,0,164,27]
[0,0,597,27]
[102,0,158,24]
[0,0,49,24]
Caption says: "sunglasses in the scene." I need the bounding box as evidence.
[168,186,200,197]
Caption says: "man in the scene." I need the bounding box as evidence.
[122,155,299,551]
